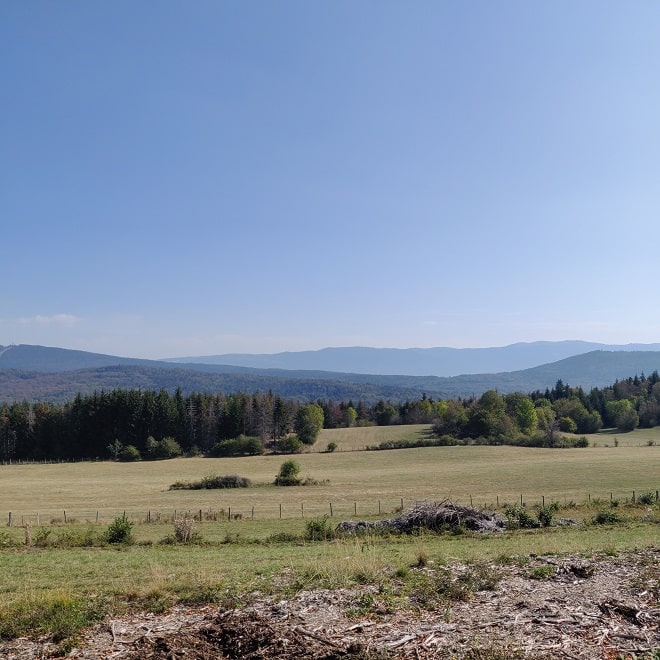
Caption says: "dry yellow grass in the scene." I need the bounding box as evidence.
[0,425,658,525]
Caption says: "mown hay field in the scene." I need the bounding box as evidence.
[0,426,658,525]
[0,425,658,652]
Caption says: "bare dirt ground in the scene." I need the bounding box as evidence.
[2,548,658,659]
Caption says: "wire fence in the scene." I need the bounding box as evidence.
[4,488,658,528]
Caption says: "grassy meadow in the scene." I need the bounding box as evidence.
[1,425,658,525]
[0,425,658,647]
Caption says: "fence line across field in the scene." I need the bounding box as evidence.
[5,489,658,527]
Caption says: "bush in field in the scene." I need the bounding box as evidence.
[174,517,195,543]
[106,516,134,544]
[326,441,338,452]
[537,502,560,527]
[274,434,302,454]
[638,491,656,505]
[592,510,621,525]
[504,504,540,529]
[209,435,264,457]
[275,459,301,486]
[305,515,335,541]
[169,474,251,490]
[118,444,141,461]
[371,435,464,450]
[145,436,182,460]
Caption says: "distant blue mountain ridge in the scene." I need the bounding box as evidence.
[164,341,660,377]
[2,341,660,377]
[1,343,660,404]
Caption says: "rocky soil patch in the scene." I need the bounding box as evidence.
[1,548,657,659]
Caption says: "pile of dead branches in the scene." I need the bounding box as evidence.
[336,500,505,535]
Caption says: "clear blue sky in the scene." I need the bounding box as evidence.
[2,1,659,359]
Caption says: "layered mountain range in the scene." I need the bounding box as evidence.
[1,342,660,404]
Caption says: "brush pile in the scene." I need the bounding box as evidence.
[336,500,505,535]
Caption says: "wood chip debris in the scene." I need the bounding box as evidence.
[0,548,657,658]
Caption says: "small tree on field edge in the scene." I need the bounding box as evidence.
[275,459,301,486]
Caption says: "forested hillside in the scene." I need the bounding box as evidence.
[2,346,660,404]
[2,372,659,462]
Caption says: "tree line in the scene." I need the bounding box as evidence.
[1,371,659,461]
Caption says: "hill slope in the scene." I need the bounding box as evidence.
[1,347,659,404]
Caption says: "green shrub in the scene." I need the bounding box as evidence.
[274,459,301,486]
[535,501,560,527]
[638,491,656,505]
[106,516,134,544]
[33,528,52,547]
[210,435,264,457]
[558,416,577,433]
[504,504,540,529]
[592,511,620,525]
[145,436,182,460]
[371,435,464,451]
[273,435,302,454]
[305,515,335,541]
[202,473,251,489]
[118,444,141,461]
[169,474,251,490]
[326,442,338,452]
[0,531,16,548]
[537,505,554,528]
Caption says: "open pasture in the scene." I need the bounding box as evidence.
[0,425,658,651]
[1,426,658,525]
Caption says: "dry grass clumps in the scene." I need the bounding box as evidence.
[337,500,505,535]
